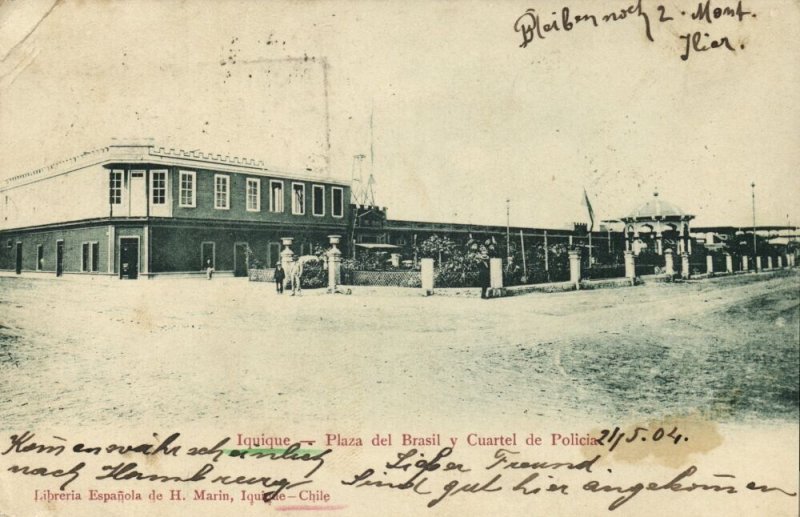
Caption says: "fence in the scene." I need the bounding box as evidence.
[341,269,421,287]
[249,268,275,282]
[582,264,625,280]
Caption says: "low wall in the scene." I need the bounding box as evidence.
[249,268,276,282]
[342,269,421,288]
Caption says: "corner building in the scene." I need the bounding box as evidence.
[0,142,351,278]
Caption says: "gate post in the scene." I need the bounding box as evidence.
[725,253,733,273]
[421,258,434,296]
[280,237,295,289]
[756,256,762,272]
[568,250,581,288]
[327,235,342,291]
[706,254,714,275]
[624,250,636,281]
[681,252,690,279]
[742,255,749,272]
[664,249,675,276]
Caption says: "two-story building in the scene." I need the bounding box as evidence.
[0,141,351,278]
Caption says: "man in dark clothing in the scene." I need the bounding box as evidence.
[274,263,286,294]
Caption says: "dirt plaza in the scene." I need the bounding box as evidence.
[0,271,798,431]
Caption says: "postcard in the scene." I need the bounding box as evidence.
[0,0,797,515]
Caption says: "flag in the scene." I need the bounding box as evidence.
[582,188,595,232]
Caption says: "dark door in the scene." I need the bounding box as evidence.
[234,243,248,277]
[15,243,21,274]
[268,242,280,268]
[201,242,215,270]
[56,241,64,276]
[120,238,139,279]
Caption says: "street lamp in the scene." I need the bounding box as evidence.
[751,182,756,258]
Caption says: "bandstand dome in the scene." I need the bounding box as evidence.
[624,192,691,221]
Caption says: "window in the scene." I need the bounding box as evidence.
[82,242,100,272]
[91,243,99,272]
[312,185,325,216]
[332,187,344,218]
[269,180,284,212]
[179,171,196,207]
[109,170,123,205]
[82,243,90,272]
[246,178,261,212]
[292,183,305,215]
[36,245,43,270]
[151,170,167,205]
[214,174,229,209]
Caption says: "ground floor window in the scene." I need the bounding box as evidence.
[82,242,100,272]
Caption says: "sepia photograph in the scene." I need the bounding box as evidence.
[0,0,798,515]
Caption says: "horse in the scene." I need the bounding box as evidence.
[288,255,320,296]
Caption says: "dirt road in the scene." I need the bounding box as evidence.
[1,271,797,430]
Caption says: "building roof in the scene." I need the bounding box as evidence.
[1,140,348,190]
[622,192,693,222]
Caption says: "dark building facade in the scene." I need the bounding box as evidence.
[0,142,351,278]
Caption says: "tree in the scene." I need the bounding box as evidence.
[417,235,458,265]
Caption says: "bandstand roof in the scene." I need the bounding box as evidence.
[622,192,693,222]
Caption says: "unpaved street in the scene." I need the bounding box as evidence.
[1,272,798,431]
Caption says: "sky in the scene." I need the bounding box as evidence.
[1,0,798,229]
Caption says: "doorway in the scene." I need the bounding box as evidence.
[56,241,64,276]
[268,242,281,268]
[14,243,21,274]
[120,238,139,279]
[234,243,248,277]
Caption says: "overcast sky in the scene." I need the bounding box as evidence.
[1,0,798,229]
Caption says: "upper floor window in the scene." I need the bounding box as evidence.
[312,185,325,217]
[151,170,167,205]
[179,171,196,208]
[109,170,123,205]
[246,178,261,212]
[332,187,344,218]
[214,174,230,210]
[292,183,305,215]
[270,180,284,212]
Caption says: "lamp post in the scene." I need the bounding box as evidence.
[751,182,756,258]
[506,198,511,258]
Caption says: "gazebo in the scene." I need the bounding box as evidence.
[621,192,695,256]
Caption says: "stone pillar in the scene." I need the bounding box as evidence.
[280,237,295,288]
[742,255,749,271]
[777,256,783,269]
[756,256,762,272]
[624,250,636,280]
[655,232,663,255]
[390,253,401,268]
[767,256,773,270]
[706,255,713,275]
[421,258,434,295]
[725,253,733,273]
[490,258,504,289]
[568,250,581,287]
[681,252,690,279]
[327,235,342,290]
[664,249,675,276]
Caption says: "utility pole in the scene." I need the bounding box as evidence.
[751,182,757,257]
[506,198,511,259]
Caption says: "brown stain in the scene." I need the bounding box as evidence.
[133,304,153,331]
[580,415,723,468]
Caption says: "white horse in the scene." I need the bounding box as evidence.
[289,255,320,296]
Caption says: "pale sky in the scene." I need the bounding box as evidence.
[1,0,798,229]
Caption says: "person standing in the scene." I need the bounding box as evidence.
[274,263,285,294]
[205,259,215,280]
[478,245,490,299]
